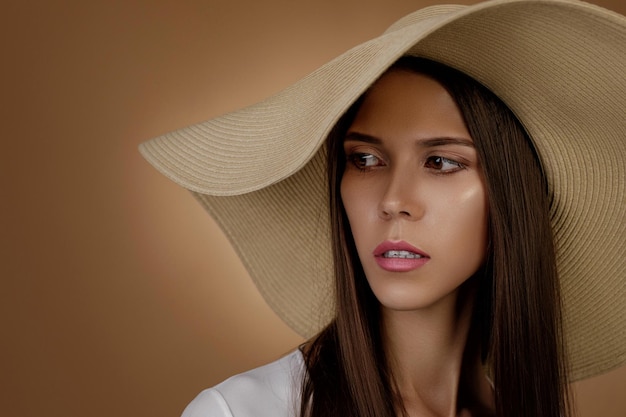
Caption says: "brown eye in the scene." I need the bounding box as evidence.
[348,153,382,170]
[424,156,464,172]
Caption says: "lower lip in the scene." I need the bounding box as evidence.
[374,256,429,272]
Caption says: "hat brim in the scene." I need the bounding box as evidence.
[140,0,626,381]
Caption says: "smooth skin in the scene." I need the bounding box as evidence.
[341,69,494,417]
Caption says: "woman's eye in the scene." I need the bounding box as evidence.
[424,156,464,172]
[347,153,382,170]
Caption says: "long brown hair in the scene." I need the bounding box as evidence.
[300,57,571,417]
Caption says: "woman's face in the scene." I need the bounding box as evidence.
[340,69,488,313]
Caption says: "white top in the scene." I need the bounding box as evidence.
[181,350,305,417]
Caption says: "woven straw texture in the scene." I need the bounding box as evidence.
[140,0,625,381]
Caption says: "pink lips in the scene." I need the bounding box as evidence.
[373,240,430,272]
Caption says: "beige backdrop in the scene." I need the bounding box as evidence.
[1,1,624,416]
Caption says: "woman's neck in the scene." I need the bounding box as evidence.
[381,283,494,417]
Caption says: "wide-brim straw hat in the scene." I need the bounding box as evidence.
[140,0,625,381]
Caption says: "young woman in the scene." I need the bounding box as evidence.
[139,1,626,416]
[300,56,560,417]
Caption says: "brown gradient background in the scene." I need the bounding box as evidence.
[1,1,624,416]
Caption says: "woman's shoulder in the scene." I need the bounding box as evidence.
[181,350,305,417]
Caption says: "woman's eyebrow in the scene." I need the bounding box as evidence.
[344,131,474,148]
[419,137,475,148]
[344,132,382,144]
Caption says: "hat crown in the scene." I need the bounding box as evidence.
[383,4,465,34]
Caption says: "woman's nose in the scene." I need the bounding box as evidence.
[377,168,424,221]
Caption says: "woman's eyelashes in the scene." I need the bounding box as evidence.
[345,149,466,174]
[347,152,384,171]
[424,155,466,173]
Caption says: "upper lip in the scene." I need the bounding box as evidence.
[373,240,430,258]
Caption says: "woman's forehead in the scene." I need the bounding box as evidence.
[347,70,471,144]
